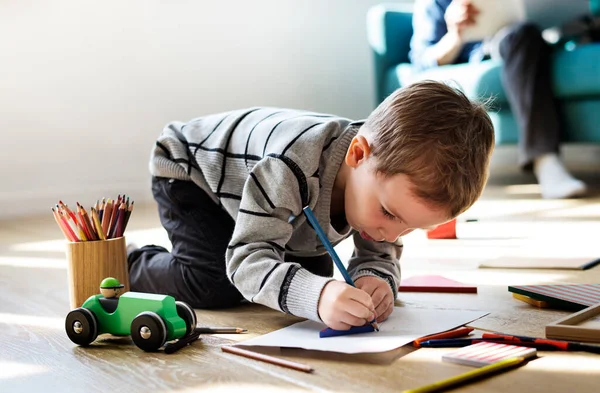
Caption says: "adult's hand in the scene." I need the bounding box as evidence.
[445,0,480,40]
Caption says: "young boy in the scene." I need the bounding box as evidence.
[128,80,495,330]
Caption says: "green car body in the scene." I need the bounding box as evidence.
[82,292,187,341]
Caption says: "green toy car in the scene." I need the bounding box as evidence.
[65,278,197,352]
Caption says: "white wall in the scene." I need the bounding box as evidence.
[0,0,407,219]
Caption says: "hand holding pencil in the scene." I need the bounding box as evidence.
[303,206,380,332]
[52,194,134,242]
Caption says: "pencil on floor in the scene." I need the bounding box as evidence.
[221,346,313,373]
[402,357,527,393]
[413,327,474,348]
[196,327,247,334]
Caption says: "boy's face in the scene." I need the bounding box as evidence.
[342,135,450,243]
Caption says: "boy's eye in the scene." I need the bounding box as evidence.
[381,206,396,220]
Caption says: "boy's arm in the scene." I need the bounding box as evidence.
[225,155,333,322]
[346,232,403,299]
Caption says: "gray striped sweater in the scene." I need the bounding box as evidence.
[150,108,402,322]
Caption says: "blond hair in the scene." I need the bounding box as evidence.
[364,80,495,218]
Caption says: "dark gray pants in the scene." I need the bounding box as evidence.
[128,177,332,309]
[499,22,562,169]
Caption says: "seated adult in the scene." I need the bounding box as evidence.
[409,0,587,199]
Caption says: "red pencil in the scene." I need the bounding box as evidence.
[52,207,75,242]
[413,327,474,348]
[58,209,79,242]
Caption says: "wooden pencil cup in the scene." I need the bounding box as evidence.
[66,237,130,309]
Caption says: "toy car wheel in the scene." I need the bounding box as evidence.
[176,301,197,336]
[65,308,98,346]
[130,311,167,352]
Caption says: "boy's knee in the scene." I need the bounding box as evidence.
[182,272,243,309]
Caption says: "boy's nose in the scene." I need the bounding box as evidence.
[382,227,413,242]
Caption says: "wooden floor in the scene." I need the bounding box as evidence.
[2,173,600,393]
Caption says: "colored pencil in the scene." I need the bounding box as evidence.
[195,327,247,334]
[59,202,87,241]
[413,327,474,348]
[98,198,105,221]
[123,200,134,231]
[116,202,126,238]
[221,346,313,373]
[52,207,75,242]
[420,338,559,351]
[481,333,600,354]
[402,357,526,393]
[76,202,96,240]
[102,198,113,236]
[58,209,79,242]
[52,196,134,241]
[91,207,106,240]
[107,195,121,237]
[303,206,379,331]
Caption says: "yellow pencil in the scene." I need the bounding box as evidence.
[91,207,106,240]
[402,357,526,393]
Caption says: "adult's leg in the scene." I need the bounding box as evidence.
[128,177,243,308]
[499,23,586,198]
[498,22,559,168]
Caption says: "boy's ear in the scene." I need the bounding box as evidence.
[345,135,371,168]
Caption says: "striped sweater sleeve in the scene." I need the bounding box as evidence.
[347,233,403,299]
[225,155,334,322]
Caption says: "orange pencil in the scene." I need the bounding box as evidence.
[77,202,97,240]
[413,327,474,348]
[75,203,93,240]
[102,198,113,236]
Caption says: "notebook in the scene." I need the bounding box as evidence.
[442,342,537,367]
[399,275,477,294]
[508,284,600,311]
[462,0,590,42]
[480,256,600,270]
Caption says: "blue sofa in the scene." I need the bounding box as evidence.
[366,3,600,144]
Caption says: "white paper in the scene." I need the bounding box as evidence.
[237,308,488,354]
[461,0,526,42]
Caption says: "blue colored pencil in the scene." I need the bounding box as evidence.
[302,206,379,331]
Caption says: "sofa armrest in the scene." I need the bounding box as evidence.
[366,3,414,105]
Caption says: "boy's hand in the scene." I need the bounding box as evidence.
[318,281,376,330]
[355,276,394,323]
